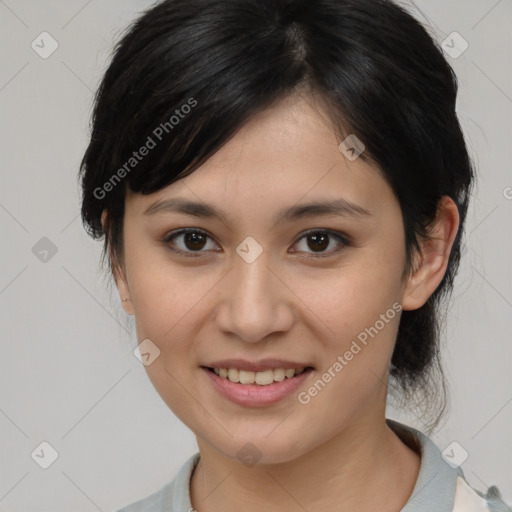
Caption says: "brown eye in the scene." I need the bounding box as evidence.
[182,231,207,250]
[306,232,330,252]
[291,230,350,258]
[163,228,219,257]
[163,228,350,259]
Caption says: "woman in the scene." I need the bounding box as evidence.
[79,0,510,510]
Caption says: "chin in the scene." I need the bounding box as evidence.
[199,425,313,466]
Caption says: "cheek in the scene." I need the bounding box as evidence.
[294,254,404,341]
[295,272,401,427]
[289,242,405,397]
[124,236,201,328]
[122,240,199,365]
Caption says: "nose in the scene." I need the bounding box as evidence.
[214,250,295,343]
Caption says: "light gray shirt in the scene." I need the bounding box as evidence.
[116,420,510,511]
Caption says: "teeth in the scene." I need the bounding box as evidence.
[285,369,295,379]
[273,368,286,381]
[255,370,274,385]
[239,370,255,384]
[213,367,307,385]
[227,368,239,383]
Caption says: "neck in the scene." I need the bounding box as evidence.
[190,412,420,512]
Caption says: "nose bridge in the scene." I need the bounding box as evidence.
[217,247,293,343]
[234,251,272,308]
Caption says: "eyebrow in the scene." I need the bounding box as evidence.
[143,197,372,225]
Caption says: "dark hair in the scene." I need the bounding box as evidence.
[79,0,475,429]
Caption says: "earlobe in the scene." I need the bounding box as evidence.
[402,196,460,311]
[101,210,134,316]
[113,263,134,315]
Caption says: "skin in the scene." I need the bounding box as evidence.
[106,92,459,511]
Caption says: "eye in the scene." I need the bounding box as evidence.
[291,229,350,259]
[163,228,220,257]
[162,228,350,259]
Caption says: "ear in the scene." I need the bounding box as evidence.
[101,210,134,315]
[401,196,460,311]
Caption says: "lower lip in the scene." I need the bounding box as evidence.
[201,367,314,407]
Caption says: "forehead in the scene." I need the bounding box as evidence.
[126,94,398,220]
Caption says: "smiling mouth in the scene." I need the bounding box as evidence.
[203,366,315,386]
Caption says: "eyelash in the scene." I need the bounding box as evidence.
[162,228,351,259]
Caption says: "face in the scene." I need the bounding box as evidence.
[113,93,421,464]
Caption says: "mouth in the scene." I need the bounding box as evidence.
[202,366,314,385]
[200,364,315,407]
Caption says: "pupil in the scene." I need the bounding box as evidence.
[309,233,328,252]
[185,232,206,250]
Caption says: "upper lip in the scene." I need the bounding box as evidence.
[202,359,314,372]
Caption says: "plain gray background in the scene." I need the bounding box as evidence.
[1,0,511,510]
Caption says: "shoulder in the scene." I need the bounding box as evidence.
[114,481,173,512]
[115,452,200,512]
[453,476,511,512]
[386,419,511,512]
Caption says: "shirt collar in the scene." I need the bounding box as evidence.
[387,419,463,511]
